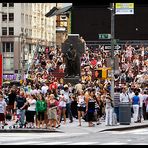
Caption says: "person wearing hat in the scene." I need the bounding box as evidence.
[0,93,7,128]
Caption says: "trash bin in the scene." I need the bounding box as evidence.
[119,102,131,125]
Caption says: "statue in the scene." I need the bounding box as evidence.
[62,34,85,83]
[65,44,77,77]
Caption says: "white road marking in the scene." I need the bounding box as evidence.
[68,142,99,145]
[2,141,42,145]
[37,141,70,145]
[100,142,127,145]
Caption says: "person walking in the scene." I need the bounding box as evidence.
[85,90,95,127]
[47,94,58,130]
[77,90,86,126]
[0,93,7,128]
[105,93,114,126]
[14,91,26,128]
[63,84,73,123]
[132,91,140,123]
[7,88,16,120]
[21,94,37,128]
[36,94,47,128]
[58,93,66,125]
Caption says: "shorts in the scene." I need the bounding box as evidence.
[6,104,14,113]
[47,108,57,120]
[59,106,66,110]
[26,110,36,123]
[77,106,86,112]
[0,113,5,121]
[37,112,45,121]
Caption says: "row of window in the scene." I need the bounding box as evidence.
[2,3,14,7]
[2,27,14,35]
[2,13,14,22]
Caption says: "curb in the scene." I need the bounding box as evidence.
[0,129,63,133]
[99,124,148,132]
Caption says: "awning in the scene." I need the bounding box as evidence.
[45,5,72,17]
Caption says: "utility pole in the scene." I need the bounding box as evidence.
[110,3,115,104]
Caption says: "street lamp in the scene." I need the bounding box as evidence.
[20,32,27,81]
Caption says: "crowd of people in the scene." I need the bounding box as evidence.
[0,41,148,129]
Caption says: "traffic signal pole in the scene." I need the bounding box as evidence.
[110,3,115,104]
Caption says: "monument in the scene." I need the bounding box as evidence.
[62,34,85,85]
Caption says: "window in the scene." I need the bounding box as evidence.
[9,27,14,35]
[9,13,14,21]
[2,42,14,53]
[2,3,7,7]
[2,27,7,35]
[3,58,14,71]
[9,3,14,7]
[2,14,7,21]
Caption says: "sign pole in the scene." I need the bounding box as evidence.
[0,53,2,88]
[111,3,115,105]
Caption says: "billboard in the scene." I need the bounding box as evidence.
[115,3,134,15]
[0,53,2,88]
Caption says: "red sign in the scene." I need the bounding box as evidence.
[0,54,2,87]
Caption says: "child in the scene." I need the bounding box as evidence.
[0,93,7,128]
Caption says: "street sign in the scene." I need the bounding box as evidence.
[115,3,134,15]
[99,34,111,39]
[104,45,121,50]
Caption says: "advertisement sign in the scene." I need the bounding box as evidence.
[0,54,2,87]
[115,3,134,15]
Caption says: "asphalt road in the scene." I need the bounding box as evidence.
[0,128,148,145]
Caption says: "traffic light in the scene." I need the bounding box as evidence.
[94,68,108,79]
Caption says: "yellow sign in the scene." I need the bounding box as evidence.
[116,3,134,9]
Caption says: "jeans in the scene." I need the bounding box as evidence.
[66,103,73,122]
[114,107,119,122]
[17,109,26,125]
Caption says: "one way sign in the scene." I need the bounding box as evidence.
[104,45,121,50]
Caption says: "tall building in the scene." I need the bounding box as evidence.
[0,3,58,81]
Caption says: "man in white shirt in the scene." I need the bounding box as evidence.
[120,87,130,103]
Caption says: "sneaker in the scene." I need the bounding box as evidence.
[56,125,60,128]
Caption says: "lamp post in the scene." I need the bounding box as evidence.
[20,32,27,81]
[110,3,115,104]
[0,11,4,87]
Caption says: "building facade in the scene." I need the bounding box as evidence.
[0,3,58,80]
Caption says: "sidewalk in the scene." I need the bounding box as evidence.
[1,118,148,133]
[56,118,148,133]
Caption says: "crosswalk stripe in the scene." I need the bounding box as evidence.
[2,141,42,145]
[37,141,70,145]
[100,142,127,145]
[68,142,99,145]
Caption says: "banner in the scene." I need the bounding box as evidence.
[0,54,2,87]
[115,3,134,15]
